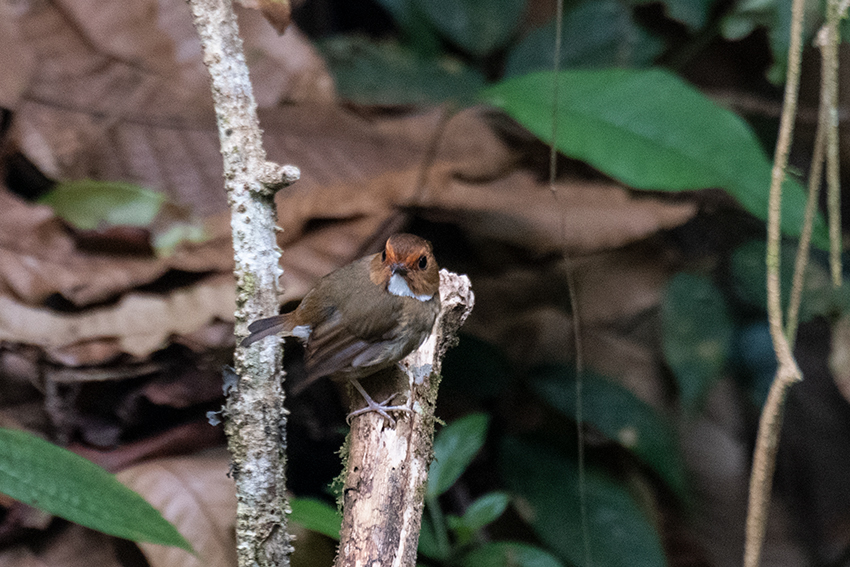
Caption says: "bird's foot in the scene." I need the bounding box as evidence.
[346,379,412,426]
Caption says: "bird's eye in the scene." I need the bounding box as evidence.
[418,255,428,269]
[382,250,387,262]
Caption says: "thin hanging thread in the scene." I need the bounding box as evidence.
[546,2,593,566]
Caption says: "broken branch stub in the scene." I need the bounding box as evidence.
[335,270,474,567]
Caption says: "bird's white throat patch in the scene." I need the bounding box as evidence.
[388,273,433,302]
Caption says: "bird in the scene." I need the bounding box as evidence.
[241,233,441,423]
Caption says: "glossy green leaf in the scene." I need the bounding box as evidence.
[0,428,190,550]
[662,273,734,411]
[412,0,525,56]
[427,413,489,498]
[319,36,485,106]
[505,0,664,77]
[500,436,665,567]
[531,366,687,499]
[462,542,566,567]
[480,68,830,249]
[39,180,165,230]
[288,498,341,540]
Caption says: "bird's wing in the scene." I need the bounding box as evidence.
[304,309,400,380]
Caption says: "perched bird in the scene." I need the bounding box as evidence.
[242,233,441,423]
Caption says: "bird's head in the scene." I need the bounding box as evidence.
[370,234,439,301]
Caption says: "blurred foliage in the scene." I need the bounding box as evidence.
[292,413,549,565]
[0,428,191,551]
[298,0,849,564]
[662,273,734,412]
[481,69,829,248]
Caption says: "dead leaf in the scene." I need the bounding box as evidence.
[0,272,235,360]
[0,523,122,567]
[9,0,330,207]
[117,449,237,567]
[237,0,291,34]
[0,189,233,307]
[70,420,225,473]
[0,3,35,110]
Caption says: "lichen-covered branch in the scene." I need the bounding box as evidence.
[187,1,299,566]
[335,271,474,567]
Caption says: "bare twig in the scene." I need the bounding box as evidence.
[335,270,474,567]
[187,1,299,566]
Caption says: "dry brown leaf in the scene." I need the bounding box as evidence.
[237,8,333,105]
[0,273,235,359]
[237,0,291,34]
[117,449,237,567]
[9,0,330,212]
[461,243,672,408]
[0,524,121,567]
[0,3,35,110]
[0,189,233,307]
[71,421,225,473]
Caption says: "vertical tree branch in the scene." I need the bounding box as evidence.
[335,271,473,567]
[187,1,299,566]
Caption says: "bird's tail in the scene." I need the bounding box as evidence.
[240,315,291,347]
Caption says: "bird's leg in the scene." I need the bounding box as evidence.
[346,378,413,425]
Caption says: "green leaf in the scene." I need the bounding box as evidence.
[531,366,688,499]
[505,0,664,77]
[417,513,444,559]
[39,180,166,230]
[458,491,510,532]
[729,239,846,321]
[288,498,341,540]
[0,428,190,550]
[480,68,830,249]
[719,0,822,83]
[319,36,485,106]
[662,273,734,412]
[500,436,665,567]
[411,0,525,57]
[632,0,713,30]
[462,542,567,567]
[448,491,511,544]
[427,413,489,498]
[373,0,443,56]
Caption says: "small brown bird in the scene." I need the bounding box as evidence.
[242,233,441,423]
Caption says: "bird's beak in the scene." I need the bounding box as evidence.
[390,263,408,275]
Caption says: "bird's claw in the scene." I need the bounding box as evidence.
[347,379,412,426]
